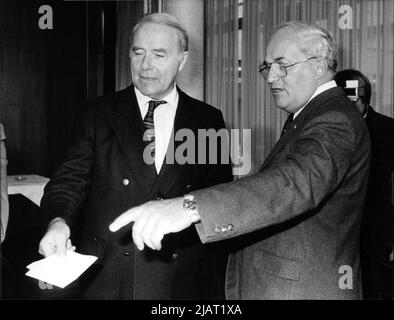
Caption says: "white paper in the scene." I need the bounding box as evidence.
[25,250,97,288]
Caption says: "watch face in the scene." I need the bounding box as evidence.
[183,196,199,223]
[184,199,197,211]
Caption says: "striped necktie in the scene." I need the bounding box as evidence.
[143,100,166,159]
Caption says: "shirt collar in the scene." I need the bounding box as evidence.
[362,105,369,119]
[134,85,179,114]
[293,80,337,119]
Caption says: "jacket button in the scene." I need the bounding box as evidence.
[172,253,178,259]
[214,226,222,233]
[123,252,131,256]
[122,179,130,186]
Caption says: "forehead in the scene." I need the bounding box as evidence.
[133,22,179,48]
[265,28,305,62]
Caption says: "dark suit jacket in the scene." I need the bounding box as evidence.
[360,106,394,298]
[193,87,370,299]
[40,85,232,299]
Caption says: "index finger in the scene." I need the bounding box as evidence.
[109,207,141,232]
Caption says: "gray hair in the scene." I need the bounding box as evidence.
[278,21,337,72]
[131,13,189,52]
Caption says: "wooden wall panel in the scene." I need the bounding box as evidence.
[44,1,88,174]
[0,0,22,173]
[19,0,49,174]
[0,0,91,176]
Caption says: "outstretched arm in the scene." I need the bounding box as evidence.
[109,197,194,250]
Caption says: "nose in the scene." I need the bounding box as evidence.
[141,54,152,70]
[266,66,280,84]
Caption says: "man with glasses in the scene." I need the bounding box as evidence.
[110,21,371,299]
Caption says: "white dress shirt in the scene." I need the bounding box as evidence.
[134,86,178,174]
[293,80,337,119]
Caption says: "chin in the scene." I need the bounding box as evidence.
[274,100,286,110]
[139,86,157,97]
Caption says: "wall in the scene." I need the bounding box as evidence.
[0,0,88,176]
[164,0,204,101]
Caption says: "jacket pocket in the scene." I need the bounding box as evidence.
[253,249,302,281]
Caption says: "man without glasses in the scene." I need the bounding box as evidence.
[39,13,232,299]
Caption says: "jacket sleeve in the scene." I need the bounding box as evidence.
[194,110,369,243]
[40,106,96,229]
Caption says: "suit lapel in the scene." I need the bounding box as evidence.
[260,87,343,171]
[105,86,158,194]
[365,106,375,126]
[155,89,195,195]
[260,120,296,170]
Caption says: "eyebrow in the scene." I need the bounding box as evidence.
[152,48,167,54]
[131,47,168,54]
[274,57,287,63]
[264,57,287,64]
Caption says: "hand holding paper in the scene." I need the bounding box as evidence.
[39,218,72,257]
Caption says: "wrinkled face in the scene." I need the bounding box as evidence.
[130,23,188,99]
[265,28,319,113]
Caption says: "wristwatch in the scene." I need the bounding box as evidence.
[183,194,201,223]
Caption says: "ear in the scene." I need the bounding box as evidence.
[178,51,189,72]
[315,58,328,79]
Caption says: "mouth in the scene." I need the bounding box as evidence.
[271,88,285,96]
[139,75,157,82]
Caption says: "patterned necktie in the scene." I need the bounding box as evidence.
[280,113,294,136]
[143,100,166,159]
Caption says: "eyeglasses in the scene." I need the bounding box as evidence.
[258,57,318,79]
